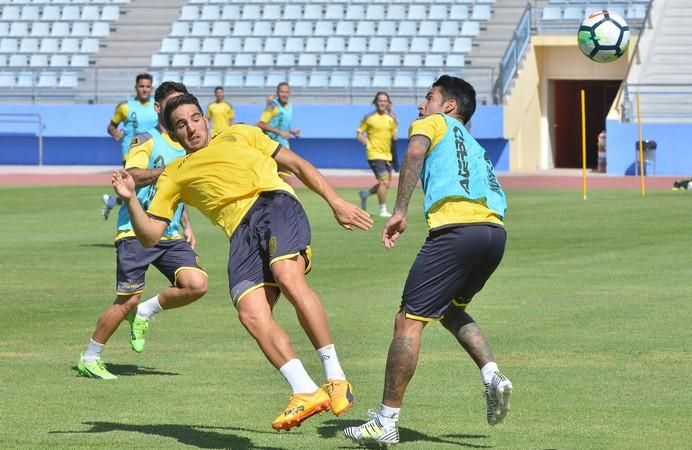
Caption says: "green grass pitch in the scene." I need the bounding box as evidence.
[0,186,690,449]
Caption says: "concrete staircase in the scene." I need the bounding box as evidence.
[79,0,186,102]
[464,0,551,102]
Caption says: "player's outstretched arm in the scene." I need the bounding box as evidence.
[126,167,164,188]
[107,120,123,141]
[382,135,430,249]
[111,169,167,247]
[274,147,373,231]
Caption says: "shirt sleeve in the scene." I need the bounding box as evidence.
[408,114,446,150]
[123,134,154,170]
[205,104,211,119]
[357,116,367,134]
[146,170,181,223]
[110,102,127,125]
[259,105,278,124]
[249,124,281,156]
[227,103,235,122]
[390,116,398,139]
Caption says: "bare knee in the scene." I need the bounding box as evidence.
[379,179,391,189]
[178,271,208,299]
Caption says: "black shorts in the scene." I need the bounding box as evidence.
[368,159,392,181]
[115,238,205,295]
[228,191,312,307]
[401,224,506,321]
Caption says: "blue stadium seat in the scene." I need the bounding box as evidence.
[221,5,240,20]
[361,53,380,66]
[403,54,422,67]
[346,5,365,20]
[192,53,211,67]
[325,4,345,20]
[51,22,70,37]
[306,37,325,52]
[262,5,281,20]
[255,53,274,66]
[9,54,28,67]
[0,72,15,88]
[171,53,190,67]
[245,71,265,87]
[336,21,355,36]
[264,37,282,51]
[181,38,200,53]
[450,5,468,20]
[283,4,302,20]
[180,5,198,21]
[224,72,244,89]
[326,37,345,52]
[319,53,338,66]
[72,23,90,37]
[20,38,39,53]
[294,21,313,36]
[38,71,58,88]
[340,54,359,66]
[30,54,49,67]
[200,5,220,21]
[202,72,222,88]
[395,21,415,36]
[410,37,429,52]
[440,21,460,36]
[233,22,252,36]
[429,5,447,19]
[431,37,451,53]
[304,4,322,20]
[213,53,231,67]
[387,4,406,20]
[372,72,392,87]
[276,53,296,66]
[348,37,366,52]
[253,21,272,36]
[315,21,334,36]
[352,72,370,88]
[16,72,34,88]
[59,72,78,88]
[50,54,69,67]
[31,22,49,37]
[287,71,307,88]
[308,71,329,88]
[202,38,221,53]
[71,54,88,67]
[329,72,350,88]
[183,71,202,87]
[242,5,261,20]
[212,22,230,37]
[10,22,29,37]
[366,4,386,20]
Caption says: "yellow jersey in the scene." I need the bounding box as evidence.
[409,114,503,229]
[357,111,397,161]
[206,101,234,137]
[147,124,295,238]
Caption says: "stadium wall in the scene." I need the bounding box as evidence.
[0,104,508,171]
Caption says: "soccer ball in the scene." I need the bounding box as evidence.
[577,10,631,63]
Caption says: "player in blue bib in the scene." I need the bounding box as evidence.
[78,82,208,380]
[345,75,512,446]
[258,82,301,183]
[102,73,159,221]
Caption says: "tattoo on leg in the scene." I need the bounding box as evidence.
[383,336,418,403]
[456,322,495,368]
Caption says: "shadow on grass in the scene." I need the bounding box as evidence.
[51,422,283,449]
[80,243,115,249]
[317,419,491,448]
[72,364,179,377]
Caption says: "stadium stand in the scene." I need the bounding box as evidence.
[0,1,126,95]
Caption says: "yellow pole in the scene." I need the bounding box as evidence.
[581,89,587,200]
[636,92,645,197]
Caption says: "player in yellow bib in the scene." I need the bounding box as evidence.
[111,93,373,432]
[205,86,234,137]
[357,92,398,218]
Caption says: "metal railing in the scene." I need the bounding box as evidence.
[620,83,692,122]
[493,3,532,103]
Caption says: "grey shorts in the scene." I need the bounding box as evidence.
[115,238,205,295]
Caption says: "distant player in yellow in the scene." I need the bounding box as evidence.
[102,73,158,221]
[205,86,234,137]
[258,82,300,183]
[357,92,398,218]
[112,93,373,432]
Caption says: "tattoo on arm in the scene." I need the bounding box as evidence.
[383,336,417,403]
[393,135,430,215]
